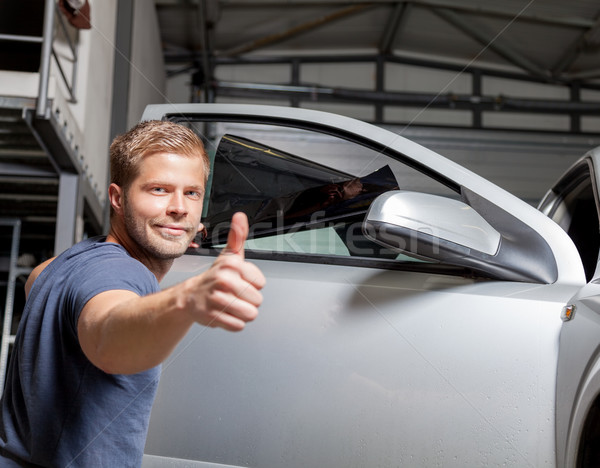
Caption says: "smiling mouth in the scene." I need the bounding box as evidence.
[156,225,191,237]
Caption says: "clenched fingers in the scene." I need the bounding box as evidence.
[215,253,266,291]
[211,262,263,311]
[184,253,265,331]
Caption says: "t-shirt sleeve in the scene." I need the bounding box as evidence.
[64,250,159,335]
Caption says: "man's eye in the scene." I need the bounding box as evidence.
[152,187,167,193]
[187,191,202,198]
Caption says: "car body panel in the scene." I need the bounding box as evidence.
[556,283,600,468]
[144,256,579,467]
[542,148,600,467]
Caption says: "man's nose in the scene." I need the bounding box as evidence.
[167,191,188,216]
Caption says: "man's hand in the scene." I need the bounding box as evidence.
[182,212,266,331]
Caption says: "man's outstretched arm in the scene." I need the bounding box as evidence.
[77,212,266,375]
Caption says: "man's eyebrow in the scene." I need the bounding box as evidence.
[141,180,205,192]
[140,179,170,189]
[141,179,203,187]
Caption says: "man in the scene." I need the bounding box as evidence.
[0,120,266,467]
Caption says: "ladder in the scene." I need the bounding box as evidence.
[0,219,31,395]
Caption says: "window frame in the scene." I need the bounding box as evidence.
[172,114,493,279]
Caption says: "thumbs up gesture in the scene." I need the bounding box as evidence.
[182,212,266,331]
[221,211,249,258]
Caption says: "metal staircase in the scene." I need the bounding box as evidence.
[0,104,60,257]
[0,220,32,392]
[0,0,105,390]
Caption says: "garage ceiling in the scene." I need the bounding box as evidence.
[152,0,600,135]
[154,0,600,84]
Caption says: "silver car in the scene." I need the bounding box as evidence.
[140,104,599,468]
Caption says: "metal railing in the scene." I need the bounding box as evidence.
[0,0,79,117]
[0,219,31,395]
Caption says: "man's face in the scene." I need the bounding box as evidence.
[121,152,206,260]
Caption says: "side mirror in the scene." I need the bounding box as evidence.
[363,190,501,263]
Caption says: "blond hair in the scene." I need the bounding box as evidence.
[110,120,209,190]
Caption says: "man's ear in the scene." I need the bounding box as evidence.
[108,183,124,215]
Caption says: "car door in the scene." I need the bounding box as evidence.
[539,148,600,468]
[141,104,586,468]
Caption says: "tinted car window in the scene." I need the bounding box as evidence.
[187,121,456,263]
[541,164,600,281]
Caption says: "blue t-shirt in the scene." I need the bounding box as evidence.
[0,237,161,467]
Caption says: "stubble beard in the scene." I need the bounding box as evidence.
[123,204,194,261]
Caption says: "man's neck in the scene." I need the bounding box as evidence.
[105,229,174,282]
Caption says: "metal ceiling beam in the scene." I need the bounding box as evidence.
[563,68,600,82]
[209,0,595,29]
[164,50,600,91]
[379,2,411,54]
[220,3,375,57]
[214,80,600,114]
[407,0,593,29]
[552,14,600,77]
[432,7,551,82]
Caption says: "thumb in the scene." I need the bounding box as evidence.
[222,212,249,258]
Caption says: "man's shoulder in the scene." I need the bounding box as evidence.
[29,237,158,299]
[62,236,141,269]
[24,237,106,290]
[29,237,126,285]
[25,256,56,298]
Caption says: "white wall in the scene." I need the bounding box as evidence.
[127,0,167,128]
[169,58,596,134]
[166,72,191,104]
[398,126,600,203]
[72,0,117,200]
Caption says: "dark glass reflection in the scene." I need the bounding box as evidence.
[202,134,399,246]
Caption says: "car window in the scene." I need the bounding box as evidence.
[541,163,600,281]
[184,121,457,264]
